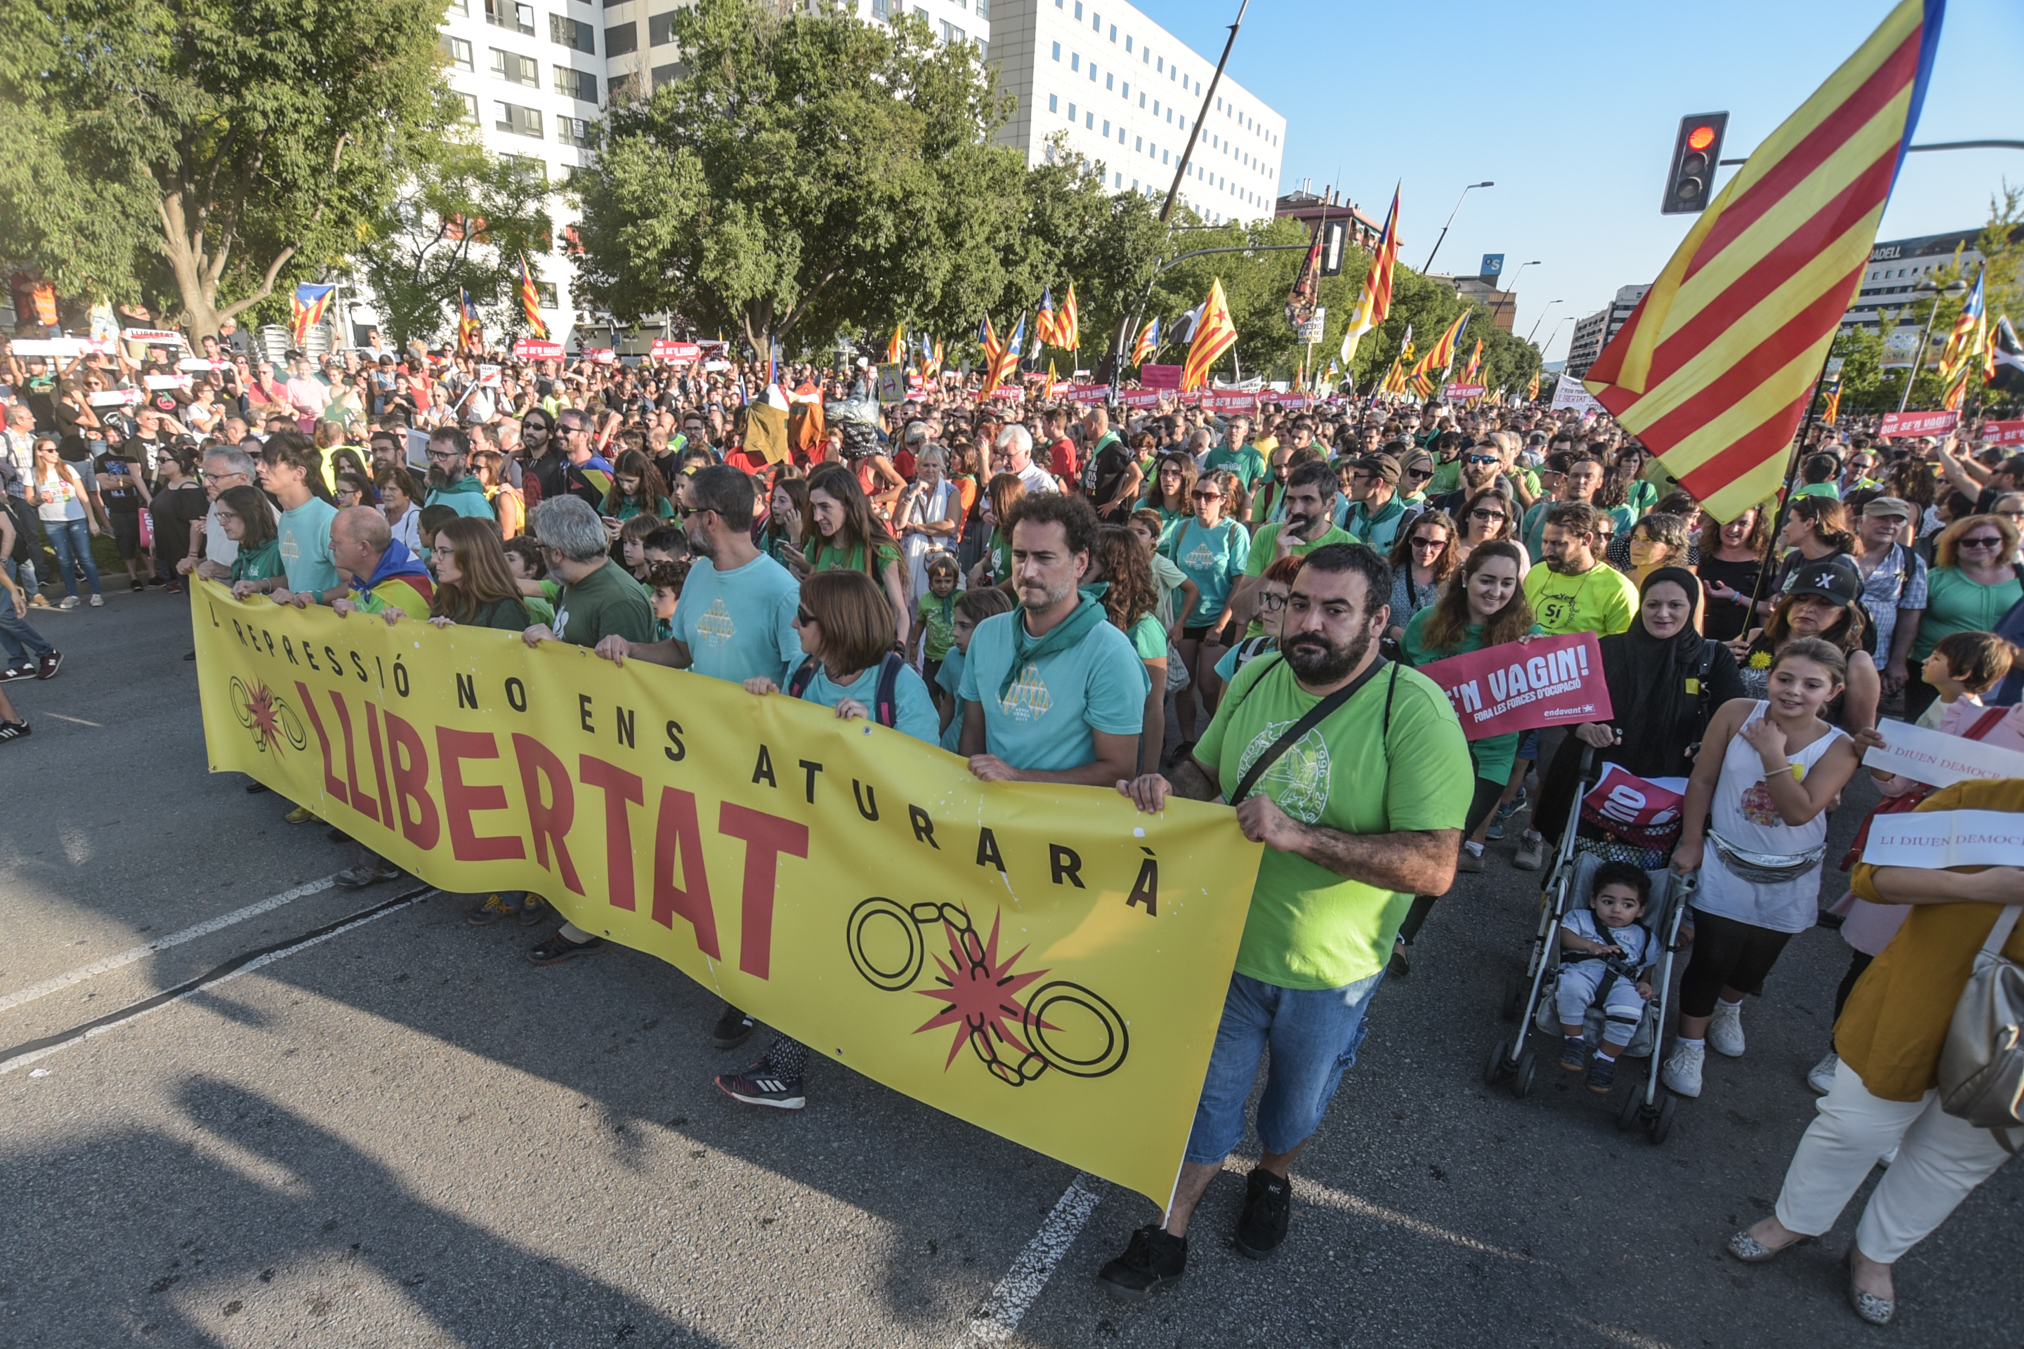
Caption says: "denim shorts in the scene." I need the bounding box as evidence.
[1517,729,1540,762]
[1183,969,1384,1164]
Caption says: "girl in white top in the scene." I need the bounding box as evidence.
[1662,637,1864,1099]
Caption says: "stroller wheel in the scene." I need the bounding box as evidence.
[1512,1050,1539,1099]
[1500,974,1524,1022]
[1484,1038,1513,1086]
[1649,1091,1678,1145]
[1616,1072,1644,1131]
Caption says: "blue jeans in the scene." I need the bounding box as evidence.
[1184,969,1384,1164]
[0,598,53,665]
[42,517,99,598]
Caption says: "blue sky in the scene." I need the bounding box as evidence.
[1145,0,2022,360]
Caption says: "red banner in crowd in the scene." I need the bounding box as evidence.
[1582,762,1686,834]
[1983,420,2024,446]
[1119,389,1163,408]
[1140,363,1183,390]
[1415,633,1613,740]
[1443,383,1486,400]
[514,339,563,360]
[583,348,616,364]
[652,340,702,363]
[1878,409,1958,439]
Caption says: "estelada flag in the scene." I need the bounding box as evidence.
[1034,287,1057,347]
[1581,0,1944,521]
[1423,310,1471,378]
[1057,282,1080,352]
[1131,316,1161,367]
[291,283,335,347]
[1935,269,1986,403]
[1340,184,1400,365]
[518,255,547,339]
[457,288,483,354]
[979,315,1002,371]
[1181,279,1236,391]
[982,313,1025,397]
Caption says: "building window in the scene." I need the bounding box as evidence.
[1073,0,1080,15]
[1114,172,1121,187]
[557,115,592,147]
[1088,64,1095,81]
[1052,41,1060,59]
[495,101,543,138]
[1124,34,1131,50]
[458,92,480,122]
[446,0,467,13]
[648,10,677,44]
[550,14,595,52]
[485,0,535,33]
[1105,73,1112,90]
[1085,112,1093,128]
[604,20,636,54]
[1067,101,1076,120]
[940,20,964,43]
[1070,52,1078,70]
[1102,119,1109,135]
[1048,93,1058,112]
[534,281,558,308]
[1134,135,1141,151]
[490,48,540,86]
[554,65,597,101]
[651,61,685,88]
[974,0,987,16]
[1109,22,1116,40]
[1156,56,1162,71]
[440,35,474,69]
[1161,149,1168,164]
[1138,92,1144,107]
[872,0,890,14]
[1121,80,1127,97]
[502,153,546,184]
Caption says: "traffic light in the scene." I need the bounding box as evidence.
[1661,113,1729,215]
[1318,220,1346,277]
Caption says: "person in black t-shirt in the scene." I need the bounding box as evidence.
[94,441,153,592]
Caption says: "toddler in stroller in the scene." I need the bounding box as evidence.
[1555,862,1656,1095]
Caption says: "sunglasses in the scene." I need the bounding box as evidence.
[1470,508,1506,522]
[795,608,817,625]
[1959,536,2004,549]
[1464,454,1499,466]
[1410,536,1446,549]
[1406,468,1433,480]
[1191,489,1221,500]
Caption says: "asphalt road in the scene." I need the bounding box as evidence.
[1,592,2017,1349]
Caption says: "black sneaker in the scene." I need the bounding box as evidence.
[712,1003,758,1049]
[1559,1036,1588,1072]
[1233,1167,1291,1260]
[36,650,62,680]
[1586,1054,1618,1095]
[0,720,30,744]
[130,580,144,593]
[1097,1223,1187,1300]
[0,665,30,683]
[714,1069,806,1110]
[527,932,604,965]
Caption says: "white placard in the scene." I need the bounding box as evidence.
[7,338,85,357]
[1862,717,2024,788]
[143,374,191,391]
[121,328,186,347]
[177,357,220,372]
[89,390,141,408]
[1862,809,2024,869]
[1551,371,1604,413]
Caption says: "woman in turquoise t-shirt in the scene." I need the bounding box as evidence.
[1398,539,1539,968]
[1163,468,1250,746]
[1089,525,1170,775]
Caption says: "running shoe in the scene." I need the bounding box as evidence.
[1806,1052,1840,1096]
[0,664,32,683]
[88,594,103,608]
[713,1069,806,1110]
[58,595,80,610]
[334,862,401,890]
[711,1004,758,1050]
[36,650,62,679]
[467,893,521,926]
[1708,1001,1746,1058]
[1661,1042,1704,1098]
[0,720,30,744]
[1512,830,1547,871]
[1559,1036,1588,1072]
[1585,1054,1617,1095]
[284,805,315,824]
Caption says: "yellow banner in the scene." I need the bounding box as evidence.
[192,583,1262,1205]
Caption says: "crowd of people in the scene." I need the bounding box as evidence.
[3,326,2020,1327]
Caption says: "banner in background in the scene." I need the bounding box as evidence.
[515,339,564,360]
[1862,808,2024,869]
[1415,633,1612,740]
[1551,371,1604,413]
[652,340,702,364]
[192,587,1261,1207]
[1861,718,2024,788]
[1983,419,2024,447]
[1878,409,1957,439]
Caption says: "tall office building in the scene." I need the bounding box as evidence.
[986,0,1284,221]
[1565,284,1650,379]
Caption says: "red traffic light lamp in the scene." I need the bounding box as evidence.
[1663,113,1730,215]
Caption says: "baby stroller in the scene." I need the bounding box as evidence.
[1482,748,1694,1144]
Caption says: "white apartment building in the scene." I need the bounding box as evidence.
[1565,284,1650,379]
[986,0,1284,222]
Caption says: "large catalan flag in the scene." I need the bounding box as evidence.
[457,288,483,354]
[1181,279,1237,391]
[518,255,547,339]
[1035,288,1058,347]
[1582,0,1944,521]
[1407,310,1470,395]
[1131,316,1161,367]
[1057,282,1079,352]
[291,283,335,347]
[982,313,1025,396]
[1340,185,1400,366]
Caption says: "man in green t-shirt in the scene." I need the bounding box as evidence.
[1229,461,1353,636]
[1202,416,1266,493]
[1096,543,1472,1299]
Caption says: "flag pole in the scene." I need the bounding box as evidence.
[1741,340,1841,621]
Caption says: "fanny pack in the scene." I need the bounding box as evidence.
[1706,829,1826,885]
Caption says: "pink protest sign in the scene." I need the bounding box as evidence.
[1582,763,1686,834]
[1878,409,1957,439]
[1983,420,2024,447]
[1415,632,1613,740]
[1140,363,1183,390]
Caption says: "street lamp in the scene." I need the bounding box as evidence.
[1897,275,1971,412]
[1422,181,1493,274]
[1543,314,1575,359]
[1526,299,1564,345]
[1490,260,1541,328]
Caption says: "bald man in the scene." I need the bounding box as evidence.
[328,505,435,621]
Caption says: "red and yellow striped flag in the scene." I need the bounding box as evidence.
[1461,338,1483,383]
[1181,279,1237,391]
[1058,282,1080,351]
[885,323,906,365]
[1340,185,1400,365]
[1582,0,1943,521]
[519,255,547,339]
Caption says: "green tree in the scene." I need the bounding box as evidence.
[346,148,555,353]
[573,0,1024,358]
[0,0,454,336]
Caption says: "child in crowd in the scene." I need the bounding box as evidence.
[913,553,961,701]
[1556,862,1656,1095]
[1910,630,2016,729]
[618,514,660,582]
[1215,555,1301,683]
[415,504,459,562]
[501,534,557,627]
[645,559,688,642]
[936,585,1014,753]
[642,524,688,571]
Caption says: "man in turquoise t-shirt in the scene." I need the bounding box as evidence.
[957,493,1146,783]
[593,466,802,685]
[1096,543,1471,1298]
[1202,416,1267,494]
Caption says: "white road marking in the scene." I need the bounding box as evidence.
[0,875,337,1015]
[1,892,426,1075]
[967,1172,1103,1344]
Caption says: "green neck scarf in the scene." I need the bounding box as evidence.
[999,586,1109,700]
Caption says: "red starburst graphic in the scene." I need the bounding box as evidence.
[243,682,286,752]
[915,911,1055,1070]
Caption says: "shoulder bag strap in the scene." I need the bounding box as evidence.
[1230,657,1392,806]
[873,652,903,728]
[786,656,819,699]
[1978,905,2023,960]
[1965,705,2009,740]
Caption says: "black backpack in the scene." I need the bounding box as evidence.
[787,652,905,727]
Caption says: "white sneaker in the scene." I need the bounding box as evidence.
[1708,1001,1746,1058]
[1662,1042,1705,1098]
[88,593,103,607]
[1807,1051,1839,1095]
[58,595,80,610]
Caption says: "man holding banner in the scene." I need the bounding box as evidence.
[1100,544,1472,1298]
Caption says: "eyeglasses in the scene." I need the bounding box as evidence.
[1256,592,1288,611]
[1959,536,2004,550]
[1191,489,1221,500]
[1410,536,1446,550]
[1470,508,1506,522]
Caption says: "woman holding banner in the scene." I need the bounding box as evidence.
[1394,540,1536,972]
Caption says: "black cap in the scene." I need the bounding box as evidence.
[1788,557,1860,607]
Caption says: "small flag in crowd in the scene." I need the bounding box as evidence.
[1526,369,1542,401]
[1991,315,2024,394]
[1935,269,1987,410]
[1035,288,1057,347]
[457,288,483,354]
[1461,338,1483,384]
[1058,282,1080,352]
[1581,0,1943,521]
[885,322,906,365]
[1131,316,1161,367]
[1823,386,1842,426]
[291,283,336,347]
[1181,279,1237,391]
[518,256,547,339]
[1175,298,1206,345]
[1341,184,1400,365]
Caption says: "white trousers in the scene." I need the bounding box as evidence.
[1774,1058,2014,1263]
